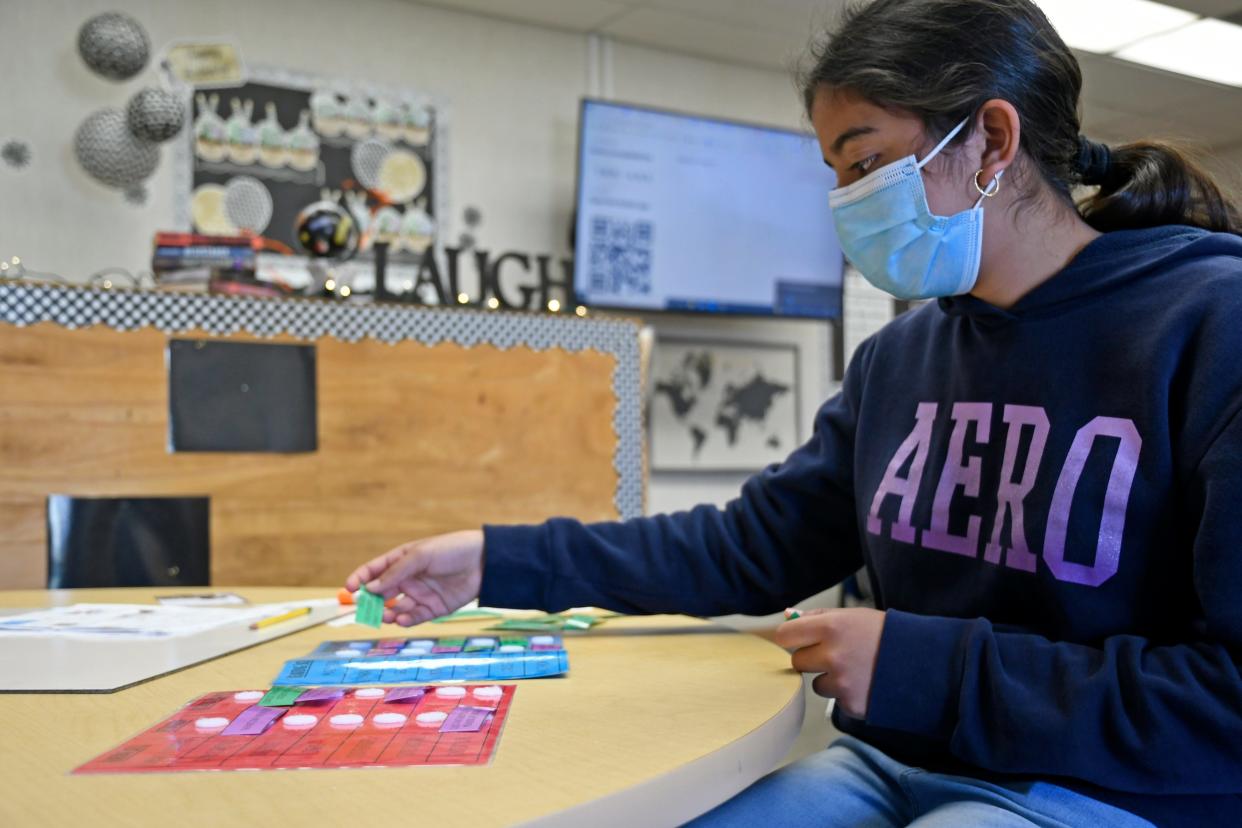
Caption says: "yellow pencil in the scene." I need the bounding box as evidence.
[249,606,311,630]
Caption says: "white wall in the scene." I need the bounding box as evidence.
[1205,144,1242,199]
[0,0,588,271]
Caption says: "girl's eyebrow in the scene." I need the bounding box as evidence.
[830,125,878,156]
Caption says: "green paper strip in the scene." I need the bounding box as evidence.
[487,612,606,632]
[430,608,503,623]
[355,587,385,628]
[485,619,557,631]
[259,686,305,707]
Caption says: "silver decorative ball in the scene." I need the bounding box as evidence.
[78,13,150,81]
[74,108,159,188]
[1,141,31,169]
[223,175,274,234]
[127,88,185,143]
[350,138,390,191]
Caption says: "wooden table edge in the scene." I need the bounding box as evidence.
[522,680,806,827]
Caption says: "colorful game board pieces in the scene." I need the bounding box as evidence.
[440,706,492,733]
[383,687,427,704]
[221,705,285,736]
[355,587,385,628]
[74,685,518,774]
[259,686,305,707]
[274,635,570,686]
[309,634,563,658]
[273,650,568,686]
[431,637,466,653]
[295,687,345,704]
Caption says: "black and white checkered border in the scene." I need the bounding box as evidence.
[0,281,643,519]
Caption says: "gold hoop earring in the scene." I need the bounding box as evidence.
[974,169,1001,198]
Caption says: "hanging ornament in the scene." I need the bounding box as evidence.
[77,13,150,82]
[1,141,31,169]
[126,88,185,143]
[295,201,359,261]
[223,175,273,234]
[74,108,158,188]
[350,137,390,191]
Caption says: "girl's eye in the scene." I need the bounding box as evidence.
[853,154,880,174]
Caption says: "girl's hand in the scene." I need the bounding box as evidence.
[344,530,485,627]
[773,607,887,719]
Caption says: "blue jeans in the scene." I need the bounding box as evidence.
[687,736,1154,827]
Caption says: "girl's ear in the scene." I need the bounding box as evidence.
[975,98,1020,185]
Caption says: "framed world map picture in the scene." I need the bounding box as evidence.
[649,338,800,472]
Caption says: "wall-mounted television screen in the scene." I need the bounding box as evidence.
[573,99,843,320]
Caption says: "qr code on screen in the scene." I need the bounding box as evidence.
[588,217,653,297]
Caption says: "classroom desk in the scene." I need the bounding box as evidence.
[0,587,804,828]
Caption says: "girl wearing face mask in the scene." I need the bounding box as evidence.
[345,1,1242,824]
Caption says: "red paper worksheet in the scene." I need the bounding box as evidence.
[73,684,515,774]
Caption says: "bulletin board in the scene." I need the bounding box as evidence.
[174,64,446,267]
[0,281,643,589]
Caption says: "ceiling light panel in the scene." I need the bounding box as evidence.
[1034,0,1199,52]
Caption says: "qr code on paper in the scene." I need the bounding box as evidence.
[588,217,653,297]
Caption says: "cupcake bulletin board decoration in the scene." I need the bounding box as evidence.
[178,65,443,270]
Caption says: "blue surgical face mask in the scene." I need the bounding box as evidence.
[828,119,1002,300]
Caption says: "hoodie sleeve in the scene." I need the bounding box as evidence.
[476,340,875,617]
[864,402,1242,794]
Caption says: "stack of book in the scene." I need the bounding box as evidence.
[152,232,255,292]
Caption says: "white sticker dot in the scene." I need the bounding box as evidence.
[329,713,363,728]
[232,691,264,702]
[434,686,466,698]
[415,711,447,726]
[472,686,503,700]
[195,717,229,730]
[373,712,407,727]
[284,714,319,728]
[355,688,385,698]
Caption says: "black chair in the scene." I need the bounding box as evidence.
[46,495,210,588]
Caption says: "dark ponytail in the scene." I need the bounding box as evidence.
[799,0,1241,236]
[1078,139,1240,234]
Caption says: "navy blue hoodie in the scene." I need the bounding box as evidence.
[480,226,1242,825]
